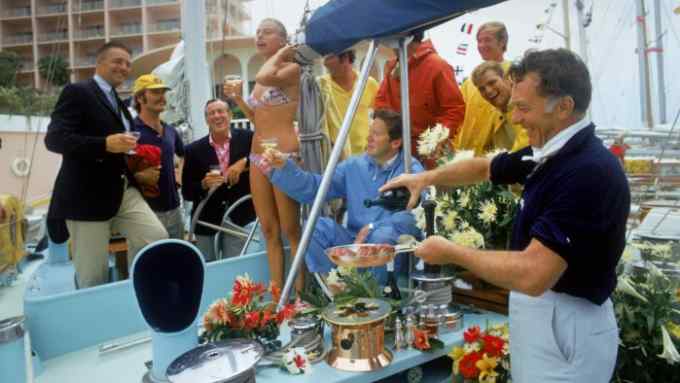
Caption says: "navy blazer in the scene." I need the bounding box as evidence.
[45,78,137,221]
[181,129,255,235]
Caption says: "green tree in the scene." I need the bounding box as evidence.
[0,51,22,87]
[38,55,70,87]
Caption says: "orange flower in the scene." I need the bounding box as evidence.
[260,309,273,327]
[413,328,431,351]
[464,325,481,343]
[270,281,281,303]
[207,300,231,325]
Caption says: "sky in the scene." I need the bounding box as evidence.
[245,0,680,131]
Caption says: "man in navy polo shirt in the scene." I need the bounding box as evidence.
[131,74,185,239]
[382,49,629,382]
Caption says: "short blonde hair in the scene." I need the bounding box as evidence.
[471,61,505,88]
[477,22,509,52]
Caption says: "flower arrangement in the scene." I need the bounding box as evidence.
[415,132,519,250]
[448,323,511,383]
[202,274,296,344]
[613,259,680,383]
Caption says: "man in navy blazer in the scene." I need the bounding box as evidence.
[45,42,168,288]
[182,99,255,261]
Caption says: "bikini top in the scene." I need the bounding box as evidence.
[246,86,293,109]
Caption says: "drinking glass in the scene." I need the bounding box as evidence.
[209,164,221,176]
[126,131,141,155]
[224,75,243,97]
[260,137,279,152]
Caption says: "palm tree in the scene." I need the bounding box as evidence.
[38,55,70,88]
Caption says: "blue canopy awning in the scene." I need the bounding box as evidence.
[304,0,507,56]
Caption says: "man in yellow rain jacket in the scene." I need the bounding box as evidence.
[470,61,528,152]
[455,22,526,154]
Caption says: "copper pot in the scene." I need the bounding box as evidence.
[322,298,393,372]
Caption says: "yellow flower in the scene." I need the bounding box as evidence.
[478,200,498,224]
[449,346,465,375]
[476,353,499,383]
[443,211,458,231]
[459,191,471,208]
[668,322,680,340]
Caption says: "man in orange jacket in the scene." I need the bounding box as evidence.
[374,31,465,168]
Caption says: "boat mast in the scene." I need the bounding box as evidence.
[574,0,591,120]
[635,0,655,130]
[181,0,212,138]
[562,0,572,50]
[652,0,667,124]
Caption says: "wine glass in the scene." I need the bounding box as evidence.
[223,75,242,97]
[126,131,141,155]
[260,137,279,153]
[209,164,222,176]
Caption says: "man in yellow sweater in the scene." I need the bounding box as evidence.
[455,22,525,154]
[318,50,379,158]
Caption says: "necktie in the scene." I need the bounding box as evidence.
[110,88,119,114]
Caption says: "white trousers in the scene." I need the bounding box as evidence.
[66,186,168,288]
[509,290,619,383]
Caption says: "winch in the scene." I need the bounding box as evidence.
[408,199,463,335]
[322,298,393,372]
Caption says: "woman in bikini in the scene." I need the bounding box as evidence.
[224,18,304,294]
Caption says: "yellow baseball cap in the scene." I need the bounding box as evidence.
[133,74,170,94]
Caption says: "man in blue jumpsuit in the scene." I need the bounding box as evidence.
[262,109,423,283]
[382,49,629,382]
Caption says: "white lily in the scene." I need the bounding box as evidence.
[616,276,648,303]
[658,325,680,365]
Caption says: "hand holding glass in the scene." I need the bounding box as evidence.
[223,75,243,98]
[126,131,141,155]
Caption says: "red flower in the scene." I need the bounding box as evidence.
[293,354,307,369]
[413,328,431,351]
[458,351,482,379]
[276,303,296,324]
[464,325,481,343]
[482,334,505,357]
[244,311,260,330]
[260,309,273,327]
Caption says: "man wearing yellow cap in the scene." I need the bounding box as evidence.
[131,74,185,239]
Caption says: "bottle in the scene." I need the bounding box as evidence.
[422,200,441,275]
[383,261,402,300]
[364,187,419,211]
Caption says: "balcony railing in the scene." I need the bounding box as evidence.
[75,27,105,39]
[3,7,32,18]
[37,3,67,15]
[110,0,142,9]
[4,34,33,45]
[38,31,69,42]
[148,20,180,33]
[73,0,104,12]
[111,24,142,36]
[145,0,178,5]
[19,61,34,72]
[74,56,97,67]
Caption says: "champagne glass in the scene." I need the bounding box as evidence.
[126,131,141,155]
[223,75,242,97]
[209,164,221,176]
[260,137,279,153]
